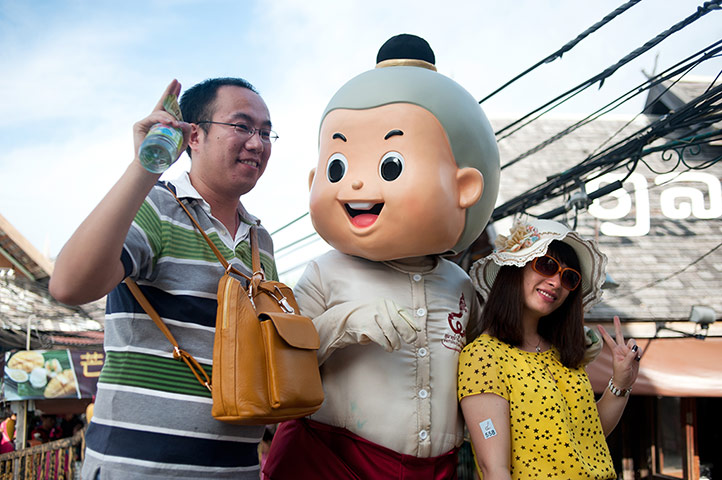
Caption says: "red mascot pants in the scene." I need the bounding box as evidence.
[263,418,458,480]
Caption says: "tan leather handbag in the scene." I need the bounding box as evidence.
[126,186,324,425]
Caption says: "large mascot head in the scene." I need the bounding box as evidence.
[309,34,500,261]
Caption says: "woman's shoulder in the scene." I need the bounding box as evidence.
[461,333,511,358]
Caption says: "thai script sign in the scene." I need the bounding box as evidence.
[587,172,721,236]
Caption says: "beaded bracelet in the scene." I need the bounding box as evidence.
[608,378,632,397]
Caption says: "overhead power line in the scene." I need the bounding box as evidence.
[500,40,722,172]
[614,242,722,298]
[479,0,643,104]
[491,80,722,222]
[494,0,722,140]
[270,212,309,236]
[275,231,319,255]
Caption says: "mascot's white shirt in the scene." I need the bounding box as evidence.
[294,249,479,457]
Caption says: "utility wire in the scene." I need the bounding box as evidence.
[270,211,309,236]
[479,0,643,104]
[494,0,722,139]
[613,242,722,298]
[275,231,320,255]
[499,41,722,171]
[491,81,722,222]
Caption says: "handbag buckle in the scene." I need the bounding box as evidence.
[272,286,295,314]
[172,346,183,360]
[247,283,257,309]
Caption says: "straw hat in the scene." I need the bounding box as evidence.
[470,219,607,311]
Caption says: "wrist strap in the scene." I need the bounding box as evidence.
[608,378,631,397]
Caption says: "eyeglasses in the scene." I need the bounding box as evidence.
[530,255,581,291]
[197,121,279,144]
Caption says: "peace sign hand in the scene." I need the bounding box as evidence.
[597,315,640,392]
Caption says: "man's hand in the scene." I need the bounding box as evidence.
[132,79,191,162]
[50,80,192,305]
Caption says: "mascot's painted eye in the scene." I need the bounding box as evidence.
[326,153,348,183]
[379,152,404,181]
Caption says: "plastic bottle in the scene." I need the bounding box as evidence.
[138,93,184,174]
[139,124,183,173]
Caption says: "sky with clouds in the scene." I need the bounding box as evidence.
[1,0,720,281]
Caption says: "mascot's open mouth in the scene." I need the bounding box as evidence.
[344,202,384,228]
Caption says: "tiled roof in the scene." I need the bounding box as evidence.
[0,212,105,351]
[486,109,721,324]
[0,268,104,350]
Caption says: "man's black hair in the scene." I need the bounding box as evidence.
[179,77,258,157]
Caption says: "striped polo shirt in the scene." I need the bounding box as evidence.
[83,173,277,479]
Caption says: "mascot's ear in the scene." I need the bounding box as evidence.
[308,168,316,191]
[457,167,484,209]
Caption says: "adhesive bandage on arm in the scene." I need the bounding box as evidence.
[479,418,497,439]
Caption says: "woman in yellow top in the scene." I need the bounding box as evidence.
[458,219,640,479]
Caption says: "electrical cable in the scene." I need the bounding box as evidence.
[491,81,722,222]
[500,42,722,171]
[613,242,722,298]
[270,211,309,236]
[479,0,643,104]
[494,0,722,139]
[274,231,319,254]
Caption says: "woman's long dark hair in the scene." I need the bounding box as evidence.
[478,240,586,368]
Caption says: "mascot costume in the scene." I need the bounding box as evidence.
[264,34,500,479]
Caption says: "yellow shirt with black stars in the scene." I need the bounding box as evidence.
[458,334,615,479]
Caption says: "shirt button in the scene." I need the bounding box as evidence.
[412,274,422,282]
[419,389,429,399]
[418,347,428,357]
[419,430,428,440]
[416,308,426,317]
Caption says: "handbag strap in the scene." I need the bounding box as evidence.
[162,183,268,297]
[120,183,268,393]
[124,278,211,392]
[162,183,260,282]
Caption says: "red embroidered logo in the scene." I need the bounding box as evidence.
[442,293,467,352]
[447,293,467,336]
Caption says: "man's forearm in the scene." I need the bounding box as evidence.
[49,161,160,305]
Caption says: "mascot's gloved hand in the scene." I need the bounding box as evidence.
[581,325,603,366]
[312,299,419,364]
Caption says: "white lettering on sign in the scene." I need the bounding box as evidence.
[586,172,721,237]
[588,173,650,237]
[656,172,722,219]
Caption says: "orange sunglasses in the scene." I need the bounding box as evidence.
[531,255,582,291]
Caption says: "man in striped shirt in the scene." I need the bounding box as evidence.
[50,77,278,479]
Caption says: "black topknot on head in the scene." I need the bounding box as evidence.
[376,34,435,65]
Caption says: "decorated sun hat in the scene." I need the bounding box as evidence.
[470,218,608,311]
